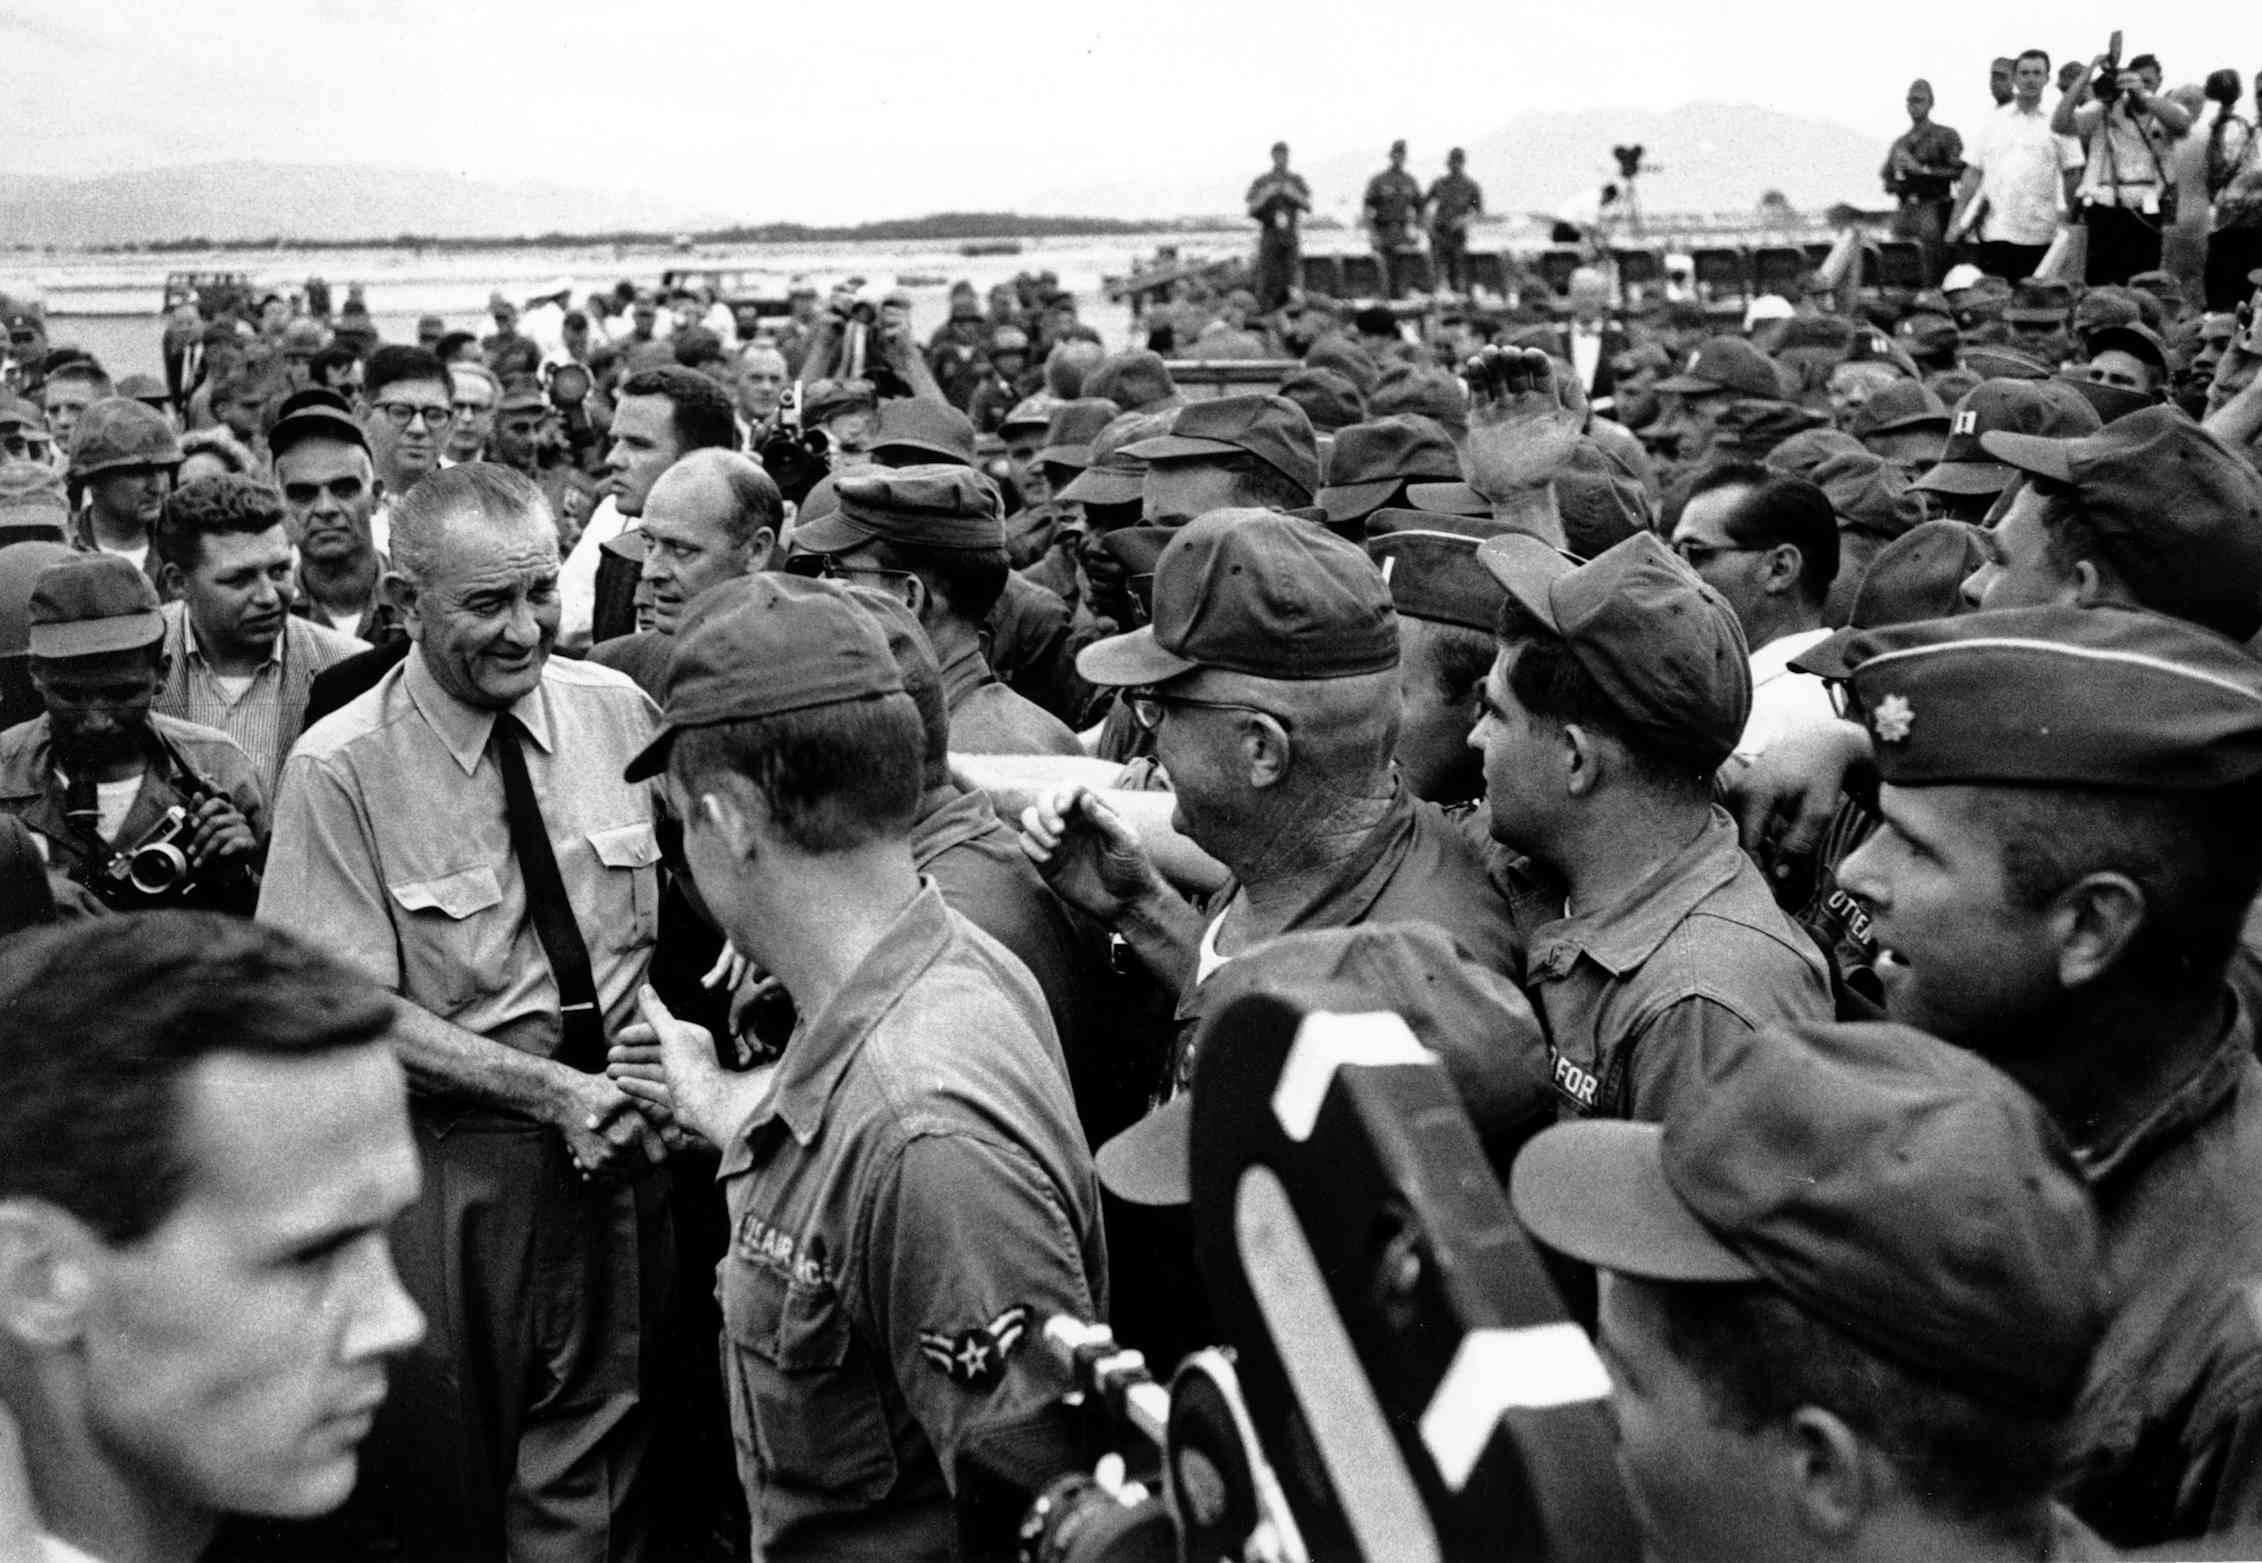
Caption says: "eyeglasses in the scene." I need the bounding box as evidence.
[373,400,452,430]
[815,555,921,599]
[1125,687,1284,732]
[1670,538,1762,568]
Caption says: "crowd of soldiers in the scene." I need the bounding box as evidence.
[8,40,2262,1563]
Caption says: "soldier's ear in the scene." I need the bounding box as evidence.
[0,1200,103,1350]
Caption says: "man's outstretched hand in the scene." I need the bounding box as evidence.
[1461,345,1584,499]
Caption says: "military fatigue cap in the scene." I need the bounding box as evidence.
[2054,372,2154,427]
[1363,509,1520,632]
[266,387,370,463]
[66,397,183,481]
[1078,507,1396,686]
[869,396,978,466]
[1055,409,1178,507]
[792,463,1005,555]
[998,392,1059,436]
[27,553,165,659]
[1763,427,1866,480]
[0,541,74,654]
[1318,415,1461,524]
[1654,336,1787,401]
[2074,286,2145,338]
[1368,365,1469,435]
[497,375,548,413]
[1960,344,2052,382]
[1306,336,1380,397]
[1512,1019,2106,1415]
[1124,393,1320,500]
[0,397,40,432]
[1915,379,2099,497]
[0,459,65,529]
[1808,450,1924,540]
[1478,530,1751,768]
[624,573,903,781]
[1982,405,2262,640]
[1709,398,1827,460]
[1099,923,1547,1206]
[1277,367,1366,434]
[1081,349,1180,414]
[1847,378,1950,439]
[1032,397,1122,471]
[1826,604,2262,789]
[1843,519,1988,630]
[2084,322,2170,379]
[2003,304,2070,327]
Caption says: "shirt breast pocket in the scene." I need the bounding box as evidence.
[386,862,507,1013]
[586,821,660,954]
[722,1261,896,1498]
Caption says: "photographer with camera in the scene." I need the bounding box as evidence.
[0,552,264,914]
[799,281,949,405]
[2055,42,2194,285]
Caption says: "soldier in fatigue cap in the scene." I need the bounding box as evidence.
[793,464,1082,757]
[614,572,1104,1563]
[1316,414,1462,539]
[1472,531,1832,1124]
[1823,604,2262,1548]
[1513,1019,2112,1563]
[1365,508,1514,806]
[1914,377,2100,521]
[1124,392,1320,527]
[1959,404,2262,641]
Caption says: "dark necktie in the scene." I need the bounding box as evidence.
[490,713,606,1073]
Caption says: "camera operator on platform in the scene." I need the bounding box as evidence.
[0,552,264,915]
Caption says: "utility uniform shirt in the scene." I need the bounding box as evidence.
[258,649,663,1061]
[2063,991,2262,1548]
[717,883,1105,1562]
[1172,785,1526,1095]
[1504,807,1833,1122]
[939,638,1083,757]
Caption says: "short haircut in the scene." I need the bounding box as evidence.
[156,473,289,571]
[667,694,924,854]
[0,914,394,1243]
[309,343,363,386]
[47,360,112,396]
[178,427,256,476]
[390,461,554,586]
[2128,52,2160,76]
[619,366,737,453]
[1647,1278,2070,1528]
[2207,69,2244,107]
[1404,614,1495,705]
[364,344,454,405]
[1496,595,1719,783]
[868,535,1011,626]
[668,448,783,552]
[433,331,479,364]
[1686,462,1840,607]
[450,362,498,399]
[2016,47,2050,71]
[1974,777,2262,990]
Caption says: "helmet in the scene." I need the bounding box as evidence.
[67,397,183,481]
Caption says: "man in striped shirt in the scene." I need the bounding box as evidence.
[154,475,360,799]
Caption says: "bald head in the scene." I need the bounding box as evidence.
[641,449,782,633]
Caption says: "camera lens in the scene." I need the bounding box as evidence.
[127,841,190,897]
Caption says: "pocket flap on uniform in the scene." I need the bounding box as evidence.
[387,863,504,920]
[587,821,660,870]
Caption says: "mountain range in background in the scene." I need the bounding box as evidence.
[0,103,1892,248]
[0,163,741,248]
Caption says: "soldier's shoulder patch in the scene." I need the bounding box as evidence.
[918,1305,1031,1391]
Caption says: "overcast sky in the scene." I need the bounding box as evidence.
[0,0,2243,224]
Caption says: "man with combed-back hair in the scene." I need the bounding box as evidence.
[612,572,1104,1563]
[258,461,676,1563]
[0,913,425,1563]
